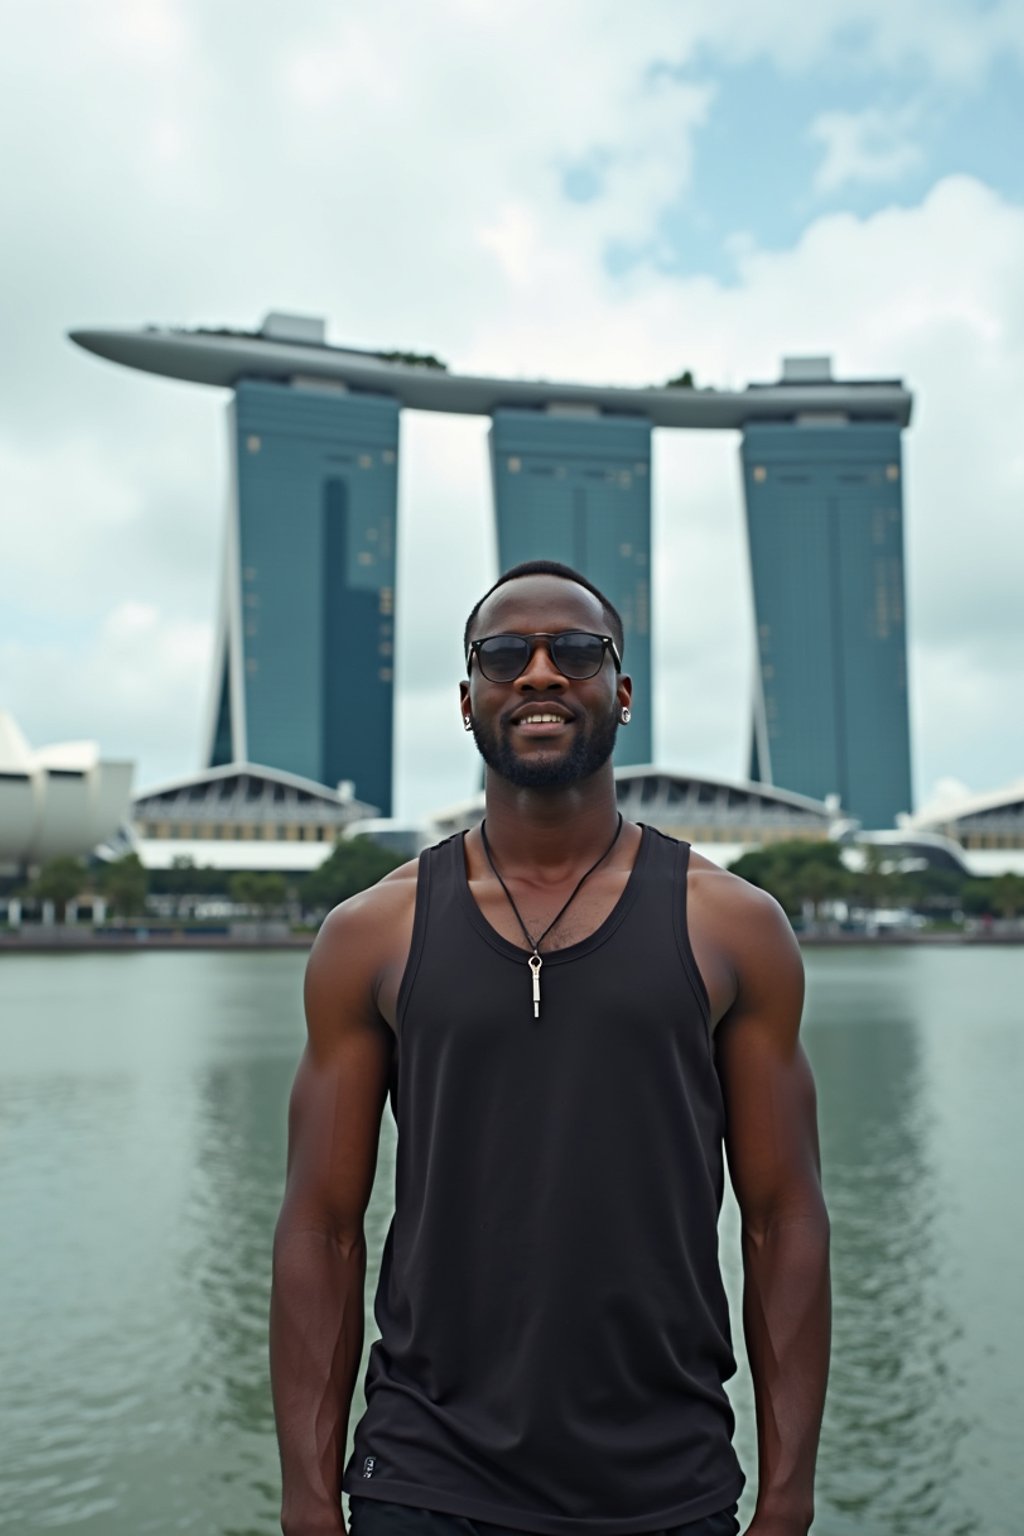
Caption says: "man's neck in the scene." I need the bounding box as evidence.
[481,768,621,875]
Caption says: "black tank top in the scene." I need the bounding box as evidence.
[343,825,743,1534]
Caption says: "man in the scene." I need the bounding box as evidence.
[270,561,830,1536]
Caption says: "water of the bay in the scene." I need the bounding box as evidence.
[0,947,1019,1535]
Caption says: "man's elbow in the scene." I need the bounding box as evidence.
[273,1200,368,1270]
[741,1181,830,1254]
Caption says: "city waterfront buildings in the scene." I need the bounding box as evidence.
[128,762,376,873]
[122,765,839,881]
[741,358,913,828]
[208,375,399,815]
[490,409,652,766]
[910,781,1024,876]
[70,319,914,824]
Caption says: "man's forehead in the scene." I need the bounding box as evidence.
[474,575,604,634]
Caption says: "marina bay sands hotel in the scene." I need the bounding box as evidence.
[71,315,914,827]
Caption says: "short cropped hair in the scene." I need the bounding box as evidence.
[463,560,625,660]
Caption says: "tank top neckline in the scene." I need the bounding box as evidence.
[454,820,653,968]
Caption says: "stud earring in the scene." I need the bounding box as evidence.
[620,707,631,724]
[463,715,473,732]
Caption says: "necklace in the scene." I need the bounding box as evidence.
[479,812,624,1020]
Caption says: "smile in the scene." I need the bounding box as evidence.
[514,713,572,733]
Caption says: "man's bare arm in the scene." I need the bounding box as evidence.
[714,885,831,1536]
[269,884,405,1536]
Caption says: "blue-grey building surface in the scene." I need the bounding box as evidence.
[71,322,916,827]
[208,378,399,815]
[490,409,653,768]
[741,409,912,829]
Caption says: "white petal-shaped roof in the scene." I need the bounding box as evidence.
[912,778,1024,826]
[0,711,33,773]
[0,713,133,867]
[34,739,100,773]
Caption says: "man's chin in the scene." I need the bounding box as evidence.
[501,755,584,790]
[479,734,617,790]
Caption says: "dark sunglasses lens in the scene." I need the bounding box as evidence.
[478,635,530,681]
[551,632,606,677]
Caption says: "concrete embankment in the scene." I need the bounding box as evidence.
[2,925,1022,953]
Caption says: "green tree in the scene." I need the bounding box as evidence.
[961,878,996,917]
[229,871,289,916]
[802,856,846,922]
[665,368,695,388]
[856,842,890,912]
[258,872,288,913]
[31,857,86,922]
[302,837,404,913]
[100,852,149,918]
[899,866,965,920]
[989,872,1024,920]
[150,857,231,899]
[375,349,448,371]
[729,840,848,921]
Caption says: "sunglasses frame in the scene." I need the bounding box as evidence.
[466,630,623,683]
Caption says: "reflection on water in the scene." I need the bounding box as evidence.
[1,948,1020,1534]
[805,958,970,1536]
[0,953,304,1536]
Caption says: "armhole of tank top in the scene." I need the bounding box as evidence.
[673,839,713,1043]
[394,843,434,1036]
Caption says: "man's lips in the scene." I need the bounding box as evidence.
[516,718,571,736]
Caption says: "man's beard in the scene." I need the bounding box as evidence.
[470,705,620,789]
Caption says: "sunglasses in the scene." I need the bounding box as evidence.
[467,630,622,684]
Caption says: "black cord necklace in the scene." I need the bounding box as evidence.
[479,811,624,1020]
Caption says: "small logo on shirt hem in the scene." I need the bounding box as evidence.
[362,1456,377,1479]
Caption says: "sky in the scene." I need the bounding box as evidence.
[1,0,1022,822]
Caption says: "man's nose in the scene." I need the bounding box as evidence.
[515,640,565,690]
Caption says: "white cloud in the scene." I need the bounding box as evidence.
[0,605,212,786]
[810,104,924,195]
[477,205,541,289]
[671,0,1024,82]
[0,418,221,626]
[110,0,189,62]
[914,777,975,819]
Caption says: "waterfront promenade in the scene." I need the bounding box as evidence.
[3,924,1022,952]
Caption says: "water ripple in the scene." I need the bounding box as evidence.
[2,948,1020,1534]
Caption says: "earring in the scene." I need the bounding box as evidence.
[620,707,631,724]
[463,715,473,732]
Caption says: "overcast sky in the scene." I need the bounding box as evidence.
[1,0,1022,820]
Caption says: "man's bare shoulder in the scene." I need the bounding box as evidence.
[687,847,802,981]
[304,853,424,1031]
[689,848,787,925]
[313,853,420,950]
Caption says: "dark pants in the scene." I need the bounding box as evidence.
[348,1496,740,1536]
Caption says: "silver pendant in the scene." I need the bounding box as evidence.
[528,952,542,1018]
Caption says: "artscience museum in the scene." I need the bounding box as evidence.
[0,712,134,875]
